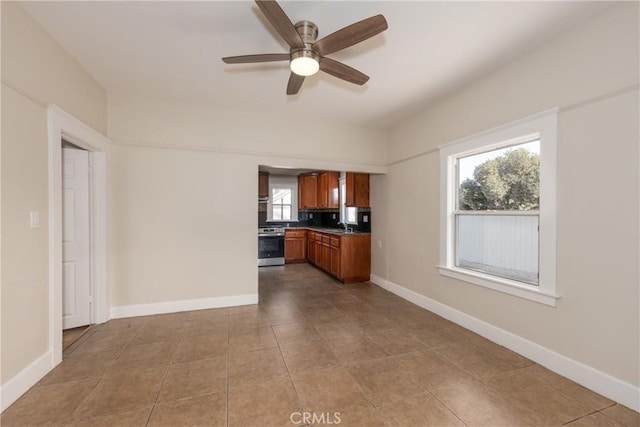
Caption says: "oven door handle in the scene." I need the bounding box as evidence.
[258,233,285,237]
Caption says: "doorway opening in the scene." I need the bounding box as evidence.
[48,105,109,367]
[61,142,92,355]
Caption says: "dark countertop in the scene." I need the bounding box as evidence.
[285,226,370,236]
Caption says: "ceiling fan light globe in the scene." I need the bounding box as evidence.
[290,56,319,76]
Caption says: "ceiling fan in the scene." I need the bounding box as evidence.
[222,0,388,95]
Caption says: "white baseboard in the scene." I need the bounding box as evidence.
[1,350,53,412]
[370,274,640,412]
[110,294,259,319]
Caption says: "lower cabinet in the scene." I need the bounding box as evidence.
[285,229,307,263]
[306,230,370,283]
[307,232,316,266]
[336,234,371,283]
[330,237,341,278]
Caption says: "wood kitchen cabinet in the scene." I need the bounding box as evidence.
[345,173,370,208]
[317,171,339,209]
[285,229,307,263]
[321,235,331,272]
[338,234,371,283]
[307,231,316,265]
[307,231,323,267]
[330,237,341,277]
[298,174,318,209]
[306,230,370,283]
[314,235,323,266]
[258,172,269,199]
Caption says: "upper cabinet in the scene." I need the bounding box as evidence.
[317,172,339,209]
[258,172,269,199]
[299,171,369,209]
[298,174,318,209]
[345,173,370,208]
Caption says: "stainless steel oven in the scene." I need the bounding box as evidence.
[258,227,285,266]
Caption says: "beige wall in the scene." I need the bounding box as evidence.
[374,3,639,386]
[1,3,107,384]
[107,95,387,307]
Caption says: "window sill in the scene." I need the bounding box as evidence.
[437,265,560,307]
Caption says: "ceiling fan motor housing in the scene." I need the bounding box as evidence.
[292,20,319,59]
[294,21,318,44]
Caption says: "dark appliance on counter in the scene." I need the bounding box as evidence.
[258,227,285,266]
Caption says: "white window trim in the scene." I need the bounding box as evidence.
[438,108,560,306]
[267,176,299,222]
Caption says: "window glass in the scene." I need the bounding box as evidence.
[346,207,358,224]
[457,140,540,211]
[456,214,539,284]
[339,177,358,225]
[454,139,540,285]
[272,188,292,221]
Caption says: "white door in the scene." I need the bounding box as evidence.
[62,148,91,329]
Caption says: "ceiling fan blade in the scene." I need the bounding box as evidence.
[255,0,305,49]
[313,14,388,56]
[287,73,305,95]
[319,57,369,85]
[222,53,289,64]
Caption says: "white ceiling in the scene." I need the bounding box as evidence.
[20,1,610,129]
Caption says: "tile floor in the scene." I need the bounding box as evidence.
[63,326,91,351]
[2,264,639,426]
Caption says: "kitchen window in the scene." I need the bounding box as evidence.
[267,176,299,222]
[339,176,358,225]
[438,109,559,306]
[272,188,292,220]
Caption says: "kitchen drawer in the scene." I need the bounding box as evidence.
[330,237,340,248]
[285,229,307,238]
[322,235,331,244]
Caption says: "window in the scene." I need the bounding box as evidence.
[272,188,292,221]
[438,109,559,306]
[267,176,299,222]
[339,176,358,225]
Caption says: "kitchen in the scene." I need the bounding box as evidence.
[258,168,372,283]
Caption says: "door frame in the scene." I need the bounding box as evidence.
[48,105,110,365]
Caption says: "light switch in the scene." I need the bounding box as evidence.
[309,213,313,219]
[363,215,369,223]
[30,211,40,229]
[377,240,382,248]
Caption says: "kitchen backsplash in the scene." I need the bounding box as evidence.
[258,209,371,232]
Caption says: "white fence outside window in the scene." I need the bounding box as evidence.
[456,213,539,285]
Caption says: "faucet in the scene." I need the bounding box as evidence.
[342,222,353,233]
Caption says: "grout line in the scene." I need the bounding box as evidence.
[426,388,470,427]
[271,324,308,426]
[562,409,600,425]
[138,316,178,427]
[62,325,93,352]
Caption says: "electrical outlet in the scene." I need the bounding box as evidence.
[332,213,336,219]
[363,215,369,223]
[377,240,382,248]
[309,213,313,219]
